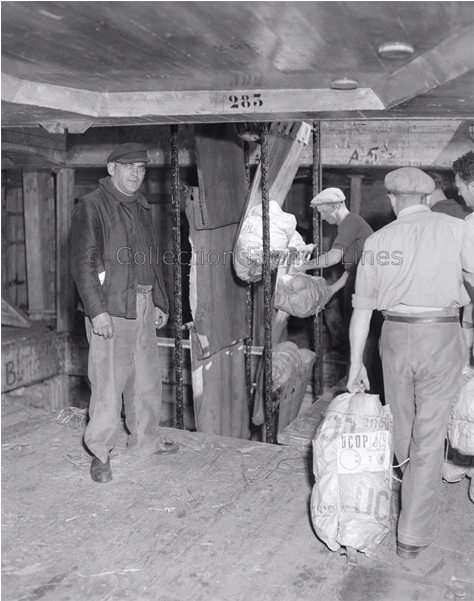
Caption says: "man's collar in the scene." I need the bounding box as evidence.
[397,205,430,218]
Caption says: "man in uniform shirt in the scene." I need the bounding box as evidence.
[347,167,474,558]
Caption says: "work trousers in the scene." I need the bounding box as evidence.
[380,314,464,547]
[84,287,163,463]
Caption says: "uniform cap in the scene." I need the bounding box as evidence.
[106,143,149,164]
[384,168,435,195]
[310,188,346,207]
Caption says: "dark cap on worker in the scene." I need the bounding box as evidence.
[384,168,435,195]
[310,187,346,207]
[106,143,149,164]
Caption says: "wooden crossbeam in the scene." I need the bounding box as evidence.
[235,121,312,247]
[1,297,31,328]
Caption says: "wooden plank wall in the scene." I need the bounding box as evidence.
[1,177,27,307]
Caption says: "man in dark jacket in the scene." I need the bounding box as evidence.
[71,143,178,483]
[425,170,472,219]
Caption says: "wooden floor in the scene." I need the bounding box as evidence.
[2,396,473,601]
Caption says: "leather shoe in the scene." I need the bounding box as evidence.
[90,456,112,483]
[396,542,423,559]
[153,441,179,455]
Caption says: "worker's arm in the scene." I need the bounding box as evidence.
[327,271,349,299]
[293,247,343,272]
[347,308,372,393]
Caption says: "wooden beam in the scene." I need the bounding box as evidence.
[1,127,67,165]
[66,119,474,169]
[1,184,7,297]
[2,120,473,171]
[56,169,75,332]
[374,26,474,110]
[66,125,195,168]
[2,73,384,119]
[348,175,363,215]
[299,119,474,169]
[22,171,56,320]
[1,297,31,328]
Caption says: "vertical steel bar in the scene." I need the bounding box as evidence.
[312,121,324,398]
[170,124,184,429]
[243,140,254,412]
[260,122,274,443]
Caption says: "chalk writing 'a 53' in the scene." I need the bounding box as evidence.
[229,94,263,109]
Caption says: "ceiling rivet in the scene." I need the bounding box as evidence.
[330,78,359,90]
[377,42,415,59]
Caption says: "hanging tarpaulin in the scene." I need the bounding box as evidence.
[187,124,250,438]
[190,333,250,439]
[186,193,248,359]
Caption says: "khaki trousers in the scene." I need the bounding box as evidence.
[380,316,464,547]
[84,288,163,463]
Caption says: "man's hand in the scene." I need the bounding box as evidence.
[289,244,315,269]
[347,362,370,393]
[347,308,373,393]
[327,271,349,299]
[91,312,114,339]
[292,261,310,273]
[155,307,169,329]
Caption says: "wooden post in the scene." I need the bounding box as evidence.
[23,170,56,321]
[1,183,8,298]
[56,168,76,332]
[349,175,364,215]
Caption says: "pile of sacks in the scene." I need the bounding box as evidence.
[444,366,474,502]
[311,391,394,555]
[252,341,316,426]
[234,201,307,282]
[274,274,331,318]
[272,341,316,391]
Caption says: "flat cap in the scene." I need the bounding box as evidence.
[107,143,149,164]
[310,188,346,207]
[384,168,435,195]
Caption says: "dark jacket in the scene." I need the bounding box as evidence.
[431,198,472,220]
[70,177,169,320]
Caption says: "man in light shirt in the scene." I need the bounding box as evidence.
[347,167,474,559]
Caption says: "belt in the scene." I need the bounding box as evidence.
[384,315,459,324]
[136,284,153,294]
